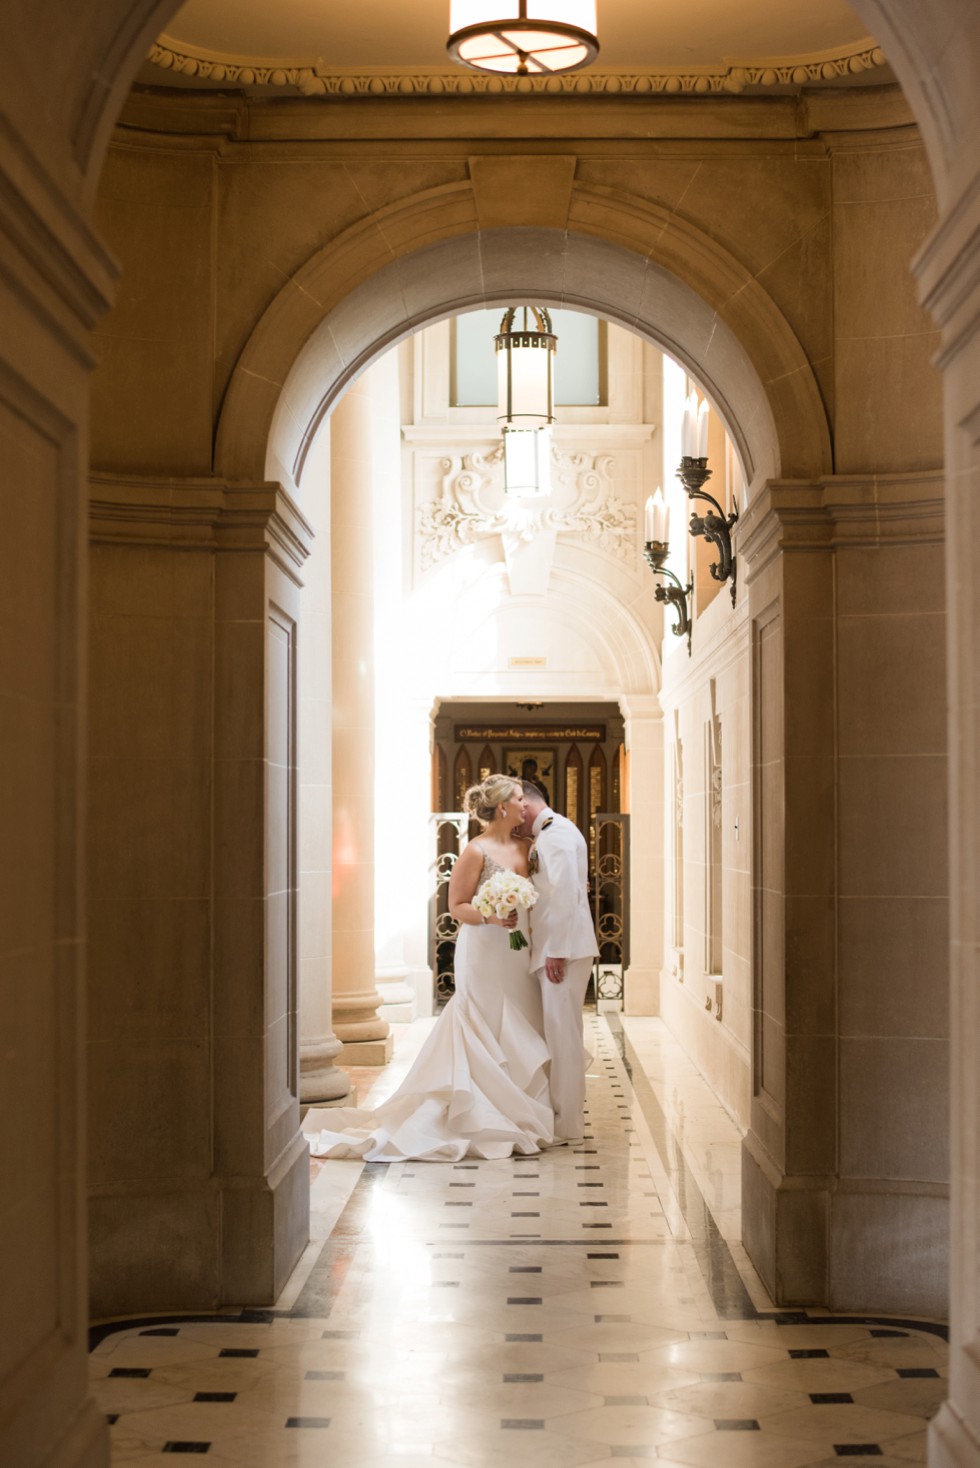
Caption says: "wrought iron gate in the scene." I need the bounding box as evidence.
[430,809,629,1008]
[591,812,629,1008]
[429,812,468,1003]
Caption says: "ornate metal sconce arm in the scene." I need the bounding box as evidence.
[644,541,693,656]
[677,455,739,607]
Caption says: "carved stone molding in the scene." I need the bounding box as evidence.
[148,38,887,99]
[415,443,637,573]
[89,472,313,582]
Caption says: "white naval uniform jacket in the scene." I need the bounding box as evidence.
[528,809,600,974]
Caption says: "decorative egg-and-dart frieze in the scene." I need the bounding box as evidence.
[148,39,887,98]
[416,443,637,576]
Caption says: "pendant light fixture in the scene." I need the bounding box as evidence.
[496,305,557,497]
[447,0,599,76]
[496,306,556,429]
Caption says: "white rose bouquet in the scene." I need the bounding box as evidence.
[473,870,538,951]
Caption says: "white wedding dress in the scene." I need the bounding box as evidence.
[302,853,555,1162]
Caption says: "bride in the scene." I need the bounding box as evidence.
[301,775,555,1162]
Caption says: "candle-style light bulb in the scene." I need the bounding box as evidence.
[697,397,710,458]
[681,392,697,459]
[650,486,669,543]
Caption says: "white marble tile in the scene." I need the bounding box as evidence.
[88,1015,949,1468]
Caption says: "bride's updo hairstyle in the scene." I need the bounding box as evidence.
[463,775,522,827]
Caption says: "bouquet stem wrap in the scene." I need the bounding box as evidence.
[473,869,538,951]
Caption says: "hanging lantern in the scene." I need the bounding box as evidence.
[503,426,553,498]
[447,0,599,76]
[496,305,556,430]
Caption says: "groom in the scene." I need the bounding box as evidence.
[520,780,599,1143]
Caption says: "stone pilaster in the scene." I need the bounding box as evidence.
[737,473,947,1314]
[88,475,312,1311]
[621,694,665,1014]
[297,425,351,1104]
[917,172,980,1468]
[0,132,115,1468]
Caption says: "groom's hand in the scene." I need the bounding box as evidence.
[545,957,567,984]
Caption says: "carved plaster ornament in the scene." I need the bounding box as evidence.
[416,442,637,596]
[149,40,887,98]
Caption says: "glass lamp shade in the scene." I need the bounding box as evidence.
[503,426,552,497]
[447,0,599,75]
[496,306,556,430]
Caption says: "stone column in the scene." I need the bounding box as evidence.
[298,423,350,1103]
[621,694,664,1014]
[372,348,417,1024]
[330,371,392,1064]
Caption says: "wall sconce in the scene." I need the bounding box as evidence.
[644,489,693,656]
[679,393,738,606]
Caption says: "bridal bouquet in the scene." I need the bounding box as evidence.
[473,870,538,950]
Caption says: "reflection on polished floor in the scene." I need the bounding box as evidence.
[91,1017,946,1465]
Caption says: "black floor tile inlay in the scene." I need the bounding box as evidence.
[218,1348,258,1358]
[163,1445,210,1455]
[109,1367,151,1378]
[833,1448,883,1458]
[193,1393,237,1403]
[811,1392,854,1404]
[285,1417,331,1429]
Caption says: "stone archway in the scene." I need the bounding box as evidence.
[212,210,810,1153]
[214,194,833,497]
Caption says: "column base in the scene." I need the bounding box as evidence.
[741,1136,948,1312]
[741,1136,829,1305]
[338,1034,394,1065]
[90,1132,310,1315]
[300,1036,351,1105]
[929,1401,980,1468]
[377,963,416,1021]
[221,1130,310,1305]
[332,988,391,1055]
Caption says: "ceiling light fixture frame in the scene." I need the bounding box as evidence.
[447,1,599,76]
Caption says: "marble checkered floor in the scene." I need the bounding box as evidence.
[90,1016,947,1465]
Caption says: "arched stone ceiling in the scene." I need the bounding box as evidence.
[143,0,891,98]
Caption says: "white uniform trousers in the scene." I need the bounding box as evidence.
[535,956,593,1140]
